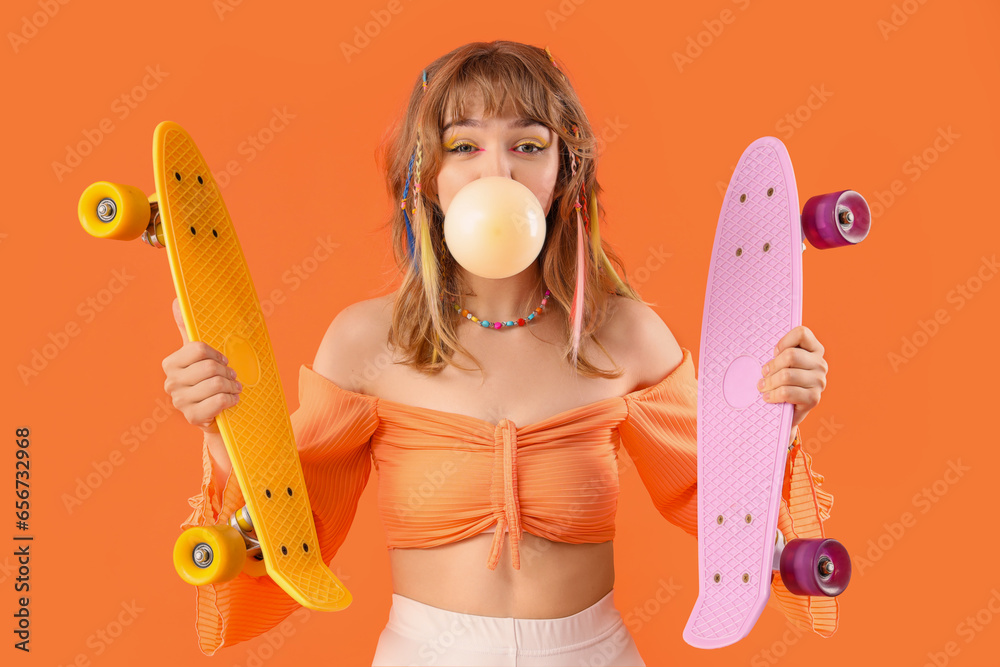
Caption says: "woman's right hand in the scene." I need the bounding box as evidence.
[162,297,243,435]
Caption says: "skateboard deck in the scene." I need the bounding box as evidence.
[683,136,804,648]
[78,121,351,611]
[154,122,351,611]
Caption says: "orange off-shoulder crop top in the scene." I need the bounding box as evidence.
[180,346,838,656]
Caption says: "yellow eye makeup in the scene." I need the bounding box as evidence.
[514,140,550,153]
[443,140,480,153]
[443,138,550,154]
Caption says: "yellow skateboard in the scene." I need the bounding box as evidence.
[77,121,352,611]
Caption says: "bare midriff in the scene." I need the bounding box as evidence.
[370,291,632,619]
[389,534,616,618]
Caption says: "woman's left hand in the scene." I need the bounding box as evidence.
[757,325,828,434]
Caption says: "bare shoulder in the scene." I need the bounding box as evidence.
[605,294,685,392]
[311,293,394,394]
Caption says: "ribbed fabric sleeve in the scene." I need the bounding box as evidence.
[179,364,379,656]
[618,346,839,637]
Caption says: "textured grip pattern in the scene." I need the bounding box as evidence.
[156,122,348,610]
[685,137,801,646]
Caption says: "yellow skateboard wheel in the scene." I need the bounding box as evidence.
[173,524,246,586]
[78,181,151,240]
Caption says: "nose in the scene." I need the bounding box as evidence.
[479,143,512,179]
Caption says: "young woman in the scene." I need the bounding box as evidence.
[163,41,837,666]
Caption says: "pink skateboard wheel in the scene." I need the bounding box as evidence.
[780,537,852,597]
[801,189,871,249]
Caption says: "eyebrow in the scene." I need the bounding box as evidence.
[442,118,548,132]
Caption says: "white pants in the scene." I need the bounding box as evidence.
[371,589,646,666]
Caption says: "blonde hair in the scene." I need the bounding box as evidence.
[375,40,649,379]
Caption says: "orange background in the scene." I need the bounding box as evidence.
[3,0,998,664]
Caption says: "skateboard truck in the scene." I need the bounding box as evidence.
[190,505,266,578]
[140,198,165,249]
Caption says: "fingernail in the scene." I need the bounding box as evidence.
[236,381,243,390]
[222,356,229,364]
[757,378,765,390]
[761,363,769,376]
[229,368,237,379]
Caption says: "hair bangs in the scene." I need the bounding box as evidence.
[439,54,558,131]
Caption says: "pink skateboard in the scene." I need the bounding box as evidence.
[683,136,869,648]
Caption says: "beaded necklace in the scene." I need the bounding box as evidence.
[446,289,551,330]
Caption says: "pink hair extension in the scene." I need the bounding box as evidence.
[568,124,586,369]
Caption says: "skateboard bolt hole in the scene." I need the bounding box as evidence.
[174,171,181,181]
[713,573,721,583]
[767,187,774,197]
[763,242,771,252]
[742,573,750,583]
[265,489,271,498]
[716,515,724,525]
[212,229,218,238]
[303,543,309,553]
[189,226,196,235]
[197,175,204,185]
[281,545,288,556]
[735,248,742,257]
[739,193,747,203]
[287,487,293,497]
[745,514,752,524]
